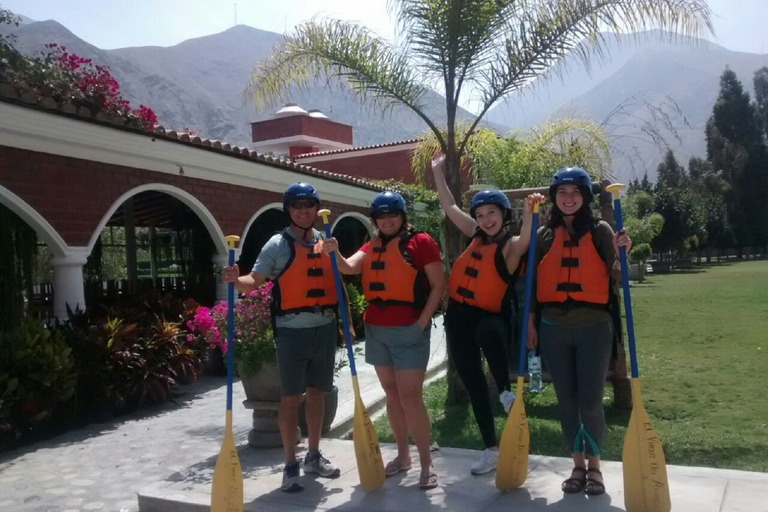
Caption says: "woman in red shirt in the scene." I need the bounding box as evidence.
[322,191,445,490]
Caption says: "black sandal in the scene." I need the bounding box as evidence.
[562,466,587,493]
[585,468,606,495]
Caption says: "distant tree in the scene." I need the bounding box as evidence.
[754,67,768,143]
[652,153,706,259]
[656,149,689,189]
[622,189,663,281]
[687,156,732,258]
[706,67,768,254]
[629,171,654,195]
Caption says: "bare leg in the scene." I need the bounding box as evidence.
[375,365,411,466]
[278,394,302,463]
[395,368,432,473]
[304,386,325,453]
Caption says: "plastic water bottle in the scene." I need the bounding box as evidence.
[528,350,542,393]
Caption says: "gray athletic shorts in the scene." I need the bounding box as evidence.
[274,321,337,396]
[364,322,431,371]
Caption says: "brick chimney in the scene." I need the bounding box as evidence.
[251,103,353,159]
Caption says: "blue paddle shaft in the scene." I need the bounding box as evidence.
[321,222,358,377]
[226,248,235,411]
[612,198,639,379]
[517,212,540,376]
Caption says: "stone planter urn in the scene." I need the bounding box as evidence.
[201,346,226,376]
[627,263,644,281]
[238,361,300,448]
[650,260,673,274]
[298,385,339,436]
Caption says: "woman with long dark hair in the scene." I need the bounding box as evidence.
[527,167,631,496]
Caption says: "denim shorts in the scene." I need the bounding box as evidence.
[364,322,431,371]
[274,321,337,396]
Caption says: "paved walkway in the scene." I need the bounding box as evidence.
[2,315,768,512]
[0,317,447,512]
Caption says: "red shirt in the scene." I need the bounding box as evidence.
[360,232,442,326]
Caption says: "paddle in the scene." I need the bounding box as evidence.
[606,184,671,512]
[318,209,386,492]
[210,235,244,512]
[496,200,541,490]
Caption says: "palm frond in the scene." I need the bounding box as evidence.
[410,125,501,185]
[468,0,712,141]
[246,19,443,141]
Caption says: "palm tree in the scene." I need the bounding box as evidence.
[248,0,712,264]
[247,1,712,402]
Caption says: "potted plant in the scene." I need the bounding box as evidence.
[194,282,279,401]
[183,301,227,377]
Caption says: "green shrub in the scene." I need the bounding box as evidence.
[0,319,77,449]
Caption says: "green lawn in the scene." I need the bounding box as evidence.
[374,260,768,472]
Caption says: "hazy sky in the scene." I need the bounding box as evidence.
[4,0,768,54]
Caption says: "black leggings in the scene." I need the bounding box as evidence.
[445,301,512,448]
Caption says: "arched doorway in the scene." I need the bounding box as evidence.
[238,207,289,274]
[332,214,372,257]
[86,187,222,309]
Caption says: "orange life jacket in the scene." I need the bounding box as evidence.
[536,226,609,308]
[448,235,512,313]
[362,231,426,307]
[272,230,338,315]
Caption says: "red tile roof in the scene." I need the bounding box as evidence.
[293,138,419,159]
[0,87,385,192]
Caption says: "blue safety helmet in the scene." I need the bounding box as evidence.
[549,167,593,205]
[370,191,407,216]
[283,182,320,209]
[469,189,511,220]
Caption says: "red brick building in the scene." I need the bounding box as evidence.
[0,96,382,320]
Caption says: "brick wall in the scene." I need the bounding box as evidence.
[0,145,367,248]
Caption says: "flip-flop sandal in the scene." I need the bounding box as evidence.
[385,458,412,477]
[562,466,587,493]
[585,468,606,496]
[419,466,439,490]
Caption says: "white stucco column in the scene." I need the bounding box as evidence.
[51,249,90,320]
[212,251,240,303]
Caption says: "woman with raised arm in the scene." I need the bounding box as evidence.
[431,154,544,475]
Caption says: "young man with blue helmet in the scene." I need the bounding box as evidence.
[222,182,340,493]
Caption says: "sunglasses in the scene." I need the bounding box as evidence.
[289,200,318,210]
[373,211,401,220]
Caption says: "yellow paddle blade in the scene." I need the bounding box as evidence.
[211,412,244,512]
[496,376,529,490]
[350,376,385,492]
[623,379,671,512]
[352,390,386,492]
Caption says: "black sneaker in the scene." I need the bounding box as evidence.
[281,461,303,493]
[303,450,341,478]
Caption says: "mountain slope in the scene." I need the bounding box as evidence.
[487,31,768,180]
[7,20,507,148]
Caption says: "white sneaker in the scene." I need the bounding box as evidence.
[499,390,516,414]
[471,448,499,475]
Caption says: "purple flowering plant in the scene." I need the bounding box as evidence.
[186,282,276,374]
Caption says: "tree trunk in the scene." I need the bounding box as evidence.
[443,122,471,405]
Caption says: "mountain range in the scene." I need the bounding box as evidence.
[5,13,768,182]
